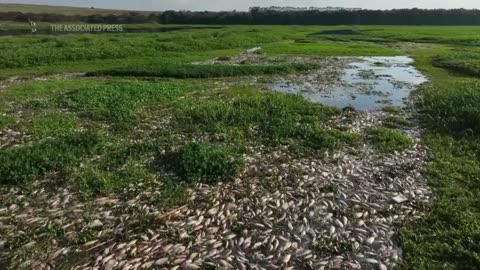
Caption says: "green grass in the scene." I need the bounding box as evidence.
[382,106,402,114]
[0,130,109,185]
[431,47,480,77]
[0,79,102,102]
[169,142,244,184]
[335,26,480,45]
[175,87,358,148]
[75,160,153,194]
[3,25,465,78]
[0,78,206,192]
[22,113,80,138]
[433,56,480,77]
[2,25,480,270]
[2,25,480,78]
[0,115,16,129]
[64,137,161,194]
[421,81,480,135]
[0,28,291,71]
[88,63,319,78]
[400,135,480,269]
[384,115,413,128]
[150,180,190,209]
[370,127,413,152]
[397,45,480,270]
[57,80,198,125]
[263,41,399,56]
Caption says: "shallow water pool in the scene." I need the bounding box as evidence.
[271,56,428,110]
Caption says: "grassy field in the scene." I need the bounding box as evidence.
[396,45,480,270]
[0,25,479,269]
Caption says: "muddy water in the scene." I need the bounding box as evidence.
[272,56,428,110]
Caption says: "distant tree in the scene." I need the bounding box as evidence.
[2,8,480,25]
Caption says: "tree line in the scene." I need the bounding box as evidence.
[2,8,480,25]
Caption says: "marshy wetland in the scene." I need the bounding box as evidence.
[0,25,479,270]
[271,56,428,110]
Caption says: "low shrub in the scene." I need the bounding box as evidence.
[370,127,413,152]
[173,143,244,184]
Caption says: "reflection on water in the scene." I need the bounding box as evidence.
[272,56,428,110]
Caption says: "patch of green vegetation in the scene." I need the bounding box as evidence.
[320,183,339,194]
[0,115,16,129]
[313,237,354,255]
[97,139,159,169]
[400,135,480,270]
[384,116,413,128]
[432,50,480,77]
[2,26,480,78]
[2,25,480,270]
[88,63,318,78]
[168,142,244,184]
[350,26,480,46]
[398,45,480,270]
[75,160,152,194]
[151,180,190,209]
[0,130,109,185]
[382,106,401,114]
[373,61,390,67]
[23,113,80,138]
[231,223,246,235]
[263,41,399,56]
[0,28,290,71]
[421,81,480,135]
[176,87,356,148]
[1,79,101,102]
[217,56,232,61]
[370,127,413,152]
[301,126,360,150]
[57,80,197,125]
[40,140,157,195]
[73,227,98,246]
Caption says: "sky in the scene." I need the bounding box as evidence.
[1,0,479,11]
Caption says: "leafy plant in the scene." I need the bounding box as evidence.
[0,130,108,184]
[370,127,413,152]
[173,143,244,184]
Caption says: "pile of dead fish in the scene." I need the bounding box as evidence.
[0,112,431,270]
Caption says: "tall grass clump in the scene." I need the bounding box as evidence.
[171,143,244,184]
[432,54,480,77]
[87,63,318,78]
[370,127,413,152]
[421,81,480,135]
